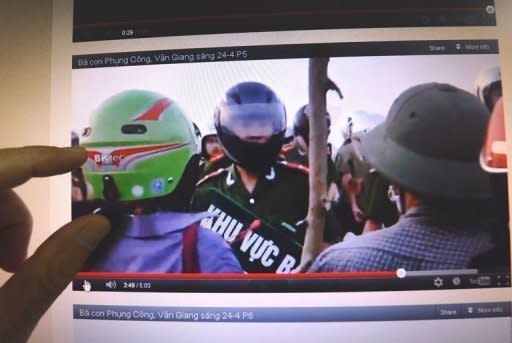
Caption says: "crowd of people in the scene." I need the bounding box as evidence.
[71,66,509,274]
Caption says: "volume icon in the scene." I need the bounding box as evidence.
[105,281,117,289]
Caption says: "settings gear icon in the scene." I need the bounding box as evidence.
[433,277,444,288]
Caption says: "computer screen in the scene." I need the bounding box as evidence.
[50,1,511,341]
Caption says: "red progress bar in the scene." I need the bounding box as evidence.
[76,271,397,280]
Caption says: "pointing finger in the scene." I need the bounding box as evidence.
[0,146,87,190]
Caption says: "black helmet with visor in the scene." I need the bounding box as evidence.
[214,81,286,173]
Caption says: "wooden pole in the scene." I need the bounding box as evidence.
[299,57,330,270]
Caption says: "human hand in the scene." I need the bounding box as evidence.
[0,146,110,342]
[350,198,364,223]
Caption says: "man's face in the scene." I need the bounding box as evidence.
[204,135,222,157]
[233,119,273,143]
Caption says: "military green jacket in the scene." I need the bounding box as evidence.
[191,162,341,243]
[199,153,231,178]
[280,142,338,184]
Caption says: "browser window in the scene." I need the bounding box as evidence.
[50,1,511,341]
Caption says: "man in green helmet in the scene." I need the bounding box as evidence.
[77,89,242,273]
[310,83,495,272]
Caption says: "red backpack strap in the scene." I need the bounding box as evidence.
[182,222,200,273]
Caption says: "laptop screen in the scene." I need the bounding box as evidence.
[49,1,511,341]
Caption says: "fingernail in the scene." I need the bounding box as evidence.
[63,147,88,166]
[75,215,111,252]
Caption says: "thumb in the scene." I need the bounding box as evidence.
[0,215,110,342]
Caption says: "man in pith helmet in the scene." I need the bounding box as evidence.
[311,83,494,272]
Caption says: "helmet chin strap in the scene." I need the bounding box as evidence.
[100,175,154,216]
[102,175,120,202]
[388,185,405,216]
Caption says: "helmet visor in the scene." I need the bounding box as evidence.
[218,103,286,139]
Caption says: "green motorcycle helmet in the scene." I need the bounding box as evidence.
[81,90,200,202]
[360,83,491,201]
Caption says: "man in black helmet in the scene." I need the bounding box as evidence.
[191,82,340,271]
[281,104,338,185]
[281,105,342,227]
[310,83,495,272]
